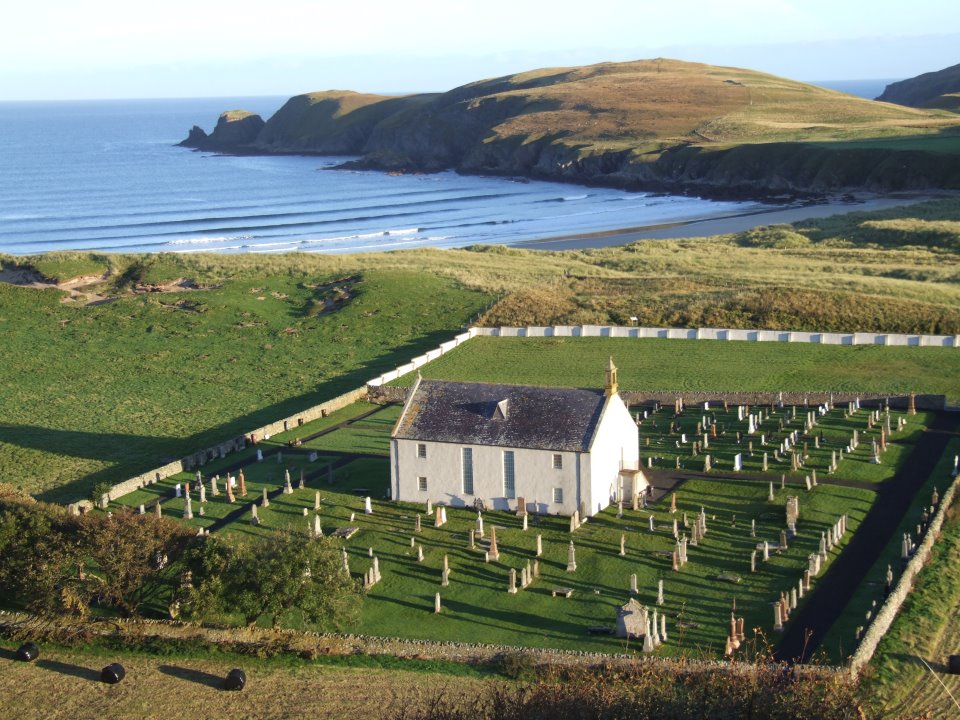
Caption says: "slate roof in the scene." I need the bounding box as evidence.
[393,379,608,452]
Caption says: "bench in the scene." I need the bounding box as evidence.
[552,587,574,598]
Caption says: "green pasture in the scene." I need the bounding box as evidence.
[0,269,488,501]
[393,336,960,403]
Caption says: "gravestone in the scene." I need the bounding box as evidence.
[566,541,577,572]
[488,527,500,561]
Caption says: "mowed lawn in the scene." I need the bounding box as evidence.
[392,337,960,402]
[113,401,875,656]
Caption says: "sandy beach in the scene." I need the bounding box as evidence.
[514,193,946,251]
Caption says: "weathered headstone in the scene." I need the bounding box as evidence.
[566,541,577,572]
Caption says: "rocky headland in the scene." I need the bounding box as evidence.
[180,59,960,201]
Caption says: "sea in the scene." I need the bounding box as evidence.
[0,80,893,256]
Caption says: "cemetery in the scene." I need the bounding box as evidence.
[106,346,953,662]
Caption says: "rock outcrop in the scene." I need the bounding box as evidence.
[179,110,265,151]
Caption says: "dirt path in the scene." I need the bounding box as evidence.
[773,413,959,663]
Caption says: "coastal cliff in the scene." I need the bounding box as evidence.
[877,63,960,112]
[179,109,265,151]
[180,59,960,199]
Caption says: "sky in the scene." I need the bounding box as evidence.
[1,0,958,100]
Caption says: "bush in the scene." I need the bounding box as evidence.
[389,663,865,720]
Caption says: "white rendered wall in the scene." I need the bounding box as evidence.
[585,394,640,516]
[393,437,581,514]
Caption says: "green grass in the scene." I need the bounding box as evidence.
[393,336,960,403]
[0,269,489,501]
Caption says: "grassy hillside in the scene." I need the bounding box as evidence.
[878,62,960,112]
[182,59,960,197]
[0,268,490,501]
[253,91,436,154]
[0,198,958,500]
[425,59,953,151]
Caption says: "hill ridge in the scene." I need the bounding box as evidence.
[180,58,960,200]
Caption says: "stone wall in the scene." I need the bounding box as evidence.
[848,474,960,677]
[472,325,960,347]
[76,385,369,511]
[366,329,477,386]
[0,609,843,673]
[621,392,946,411]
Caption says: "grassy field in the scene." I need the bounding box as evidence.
[0,269,489,501]
[0,641,493,720]
[393,336,960,403]
[0,197,957,504]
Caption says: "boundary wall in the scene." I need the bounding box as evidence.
[469,325,960,347]
[849,473,960,676]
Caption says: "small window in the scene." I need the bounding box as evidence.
[418,476,428,491]
[552,453,563,469]
[462,448,474,495]
[503,450,516,499]
[417,443,427,459]
[553,487,563,504]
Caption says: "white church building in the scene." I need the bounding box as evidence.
[390,359,644,517]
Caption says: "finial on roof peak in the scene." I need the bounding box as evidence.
[605,357,619,397]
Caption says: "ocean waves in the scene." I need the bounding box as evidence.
[0,98,760,256]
